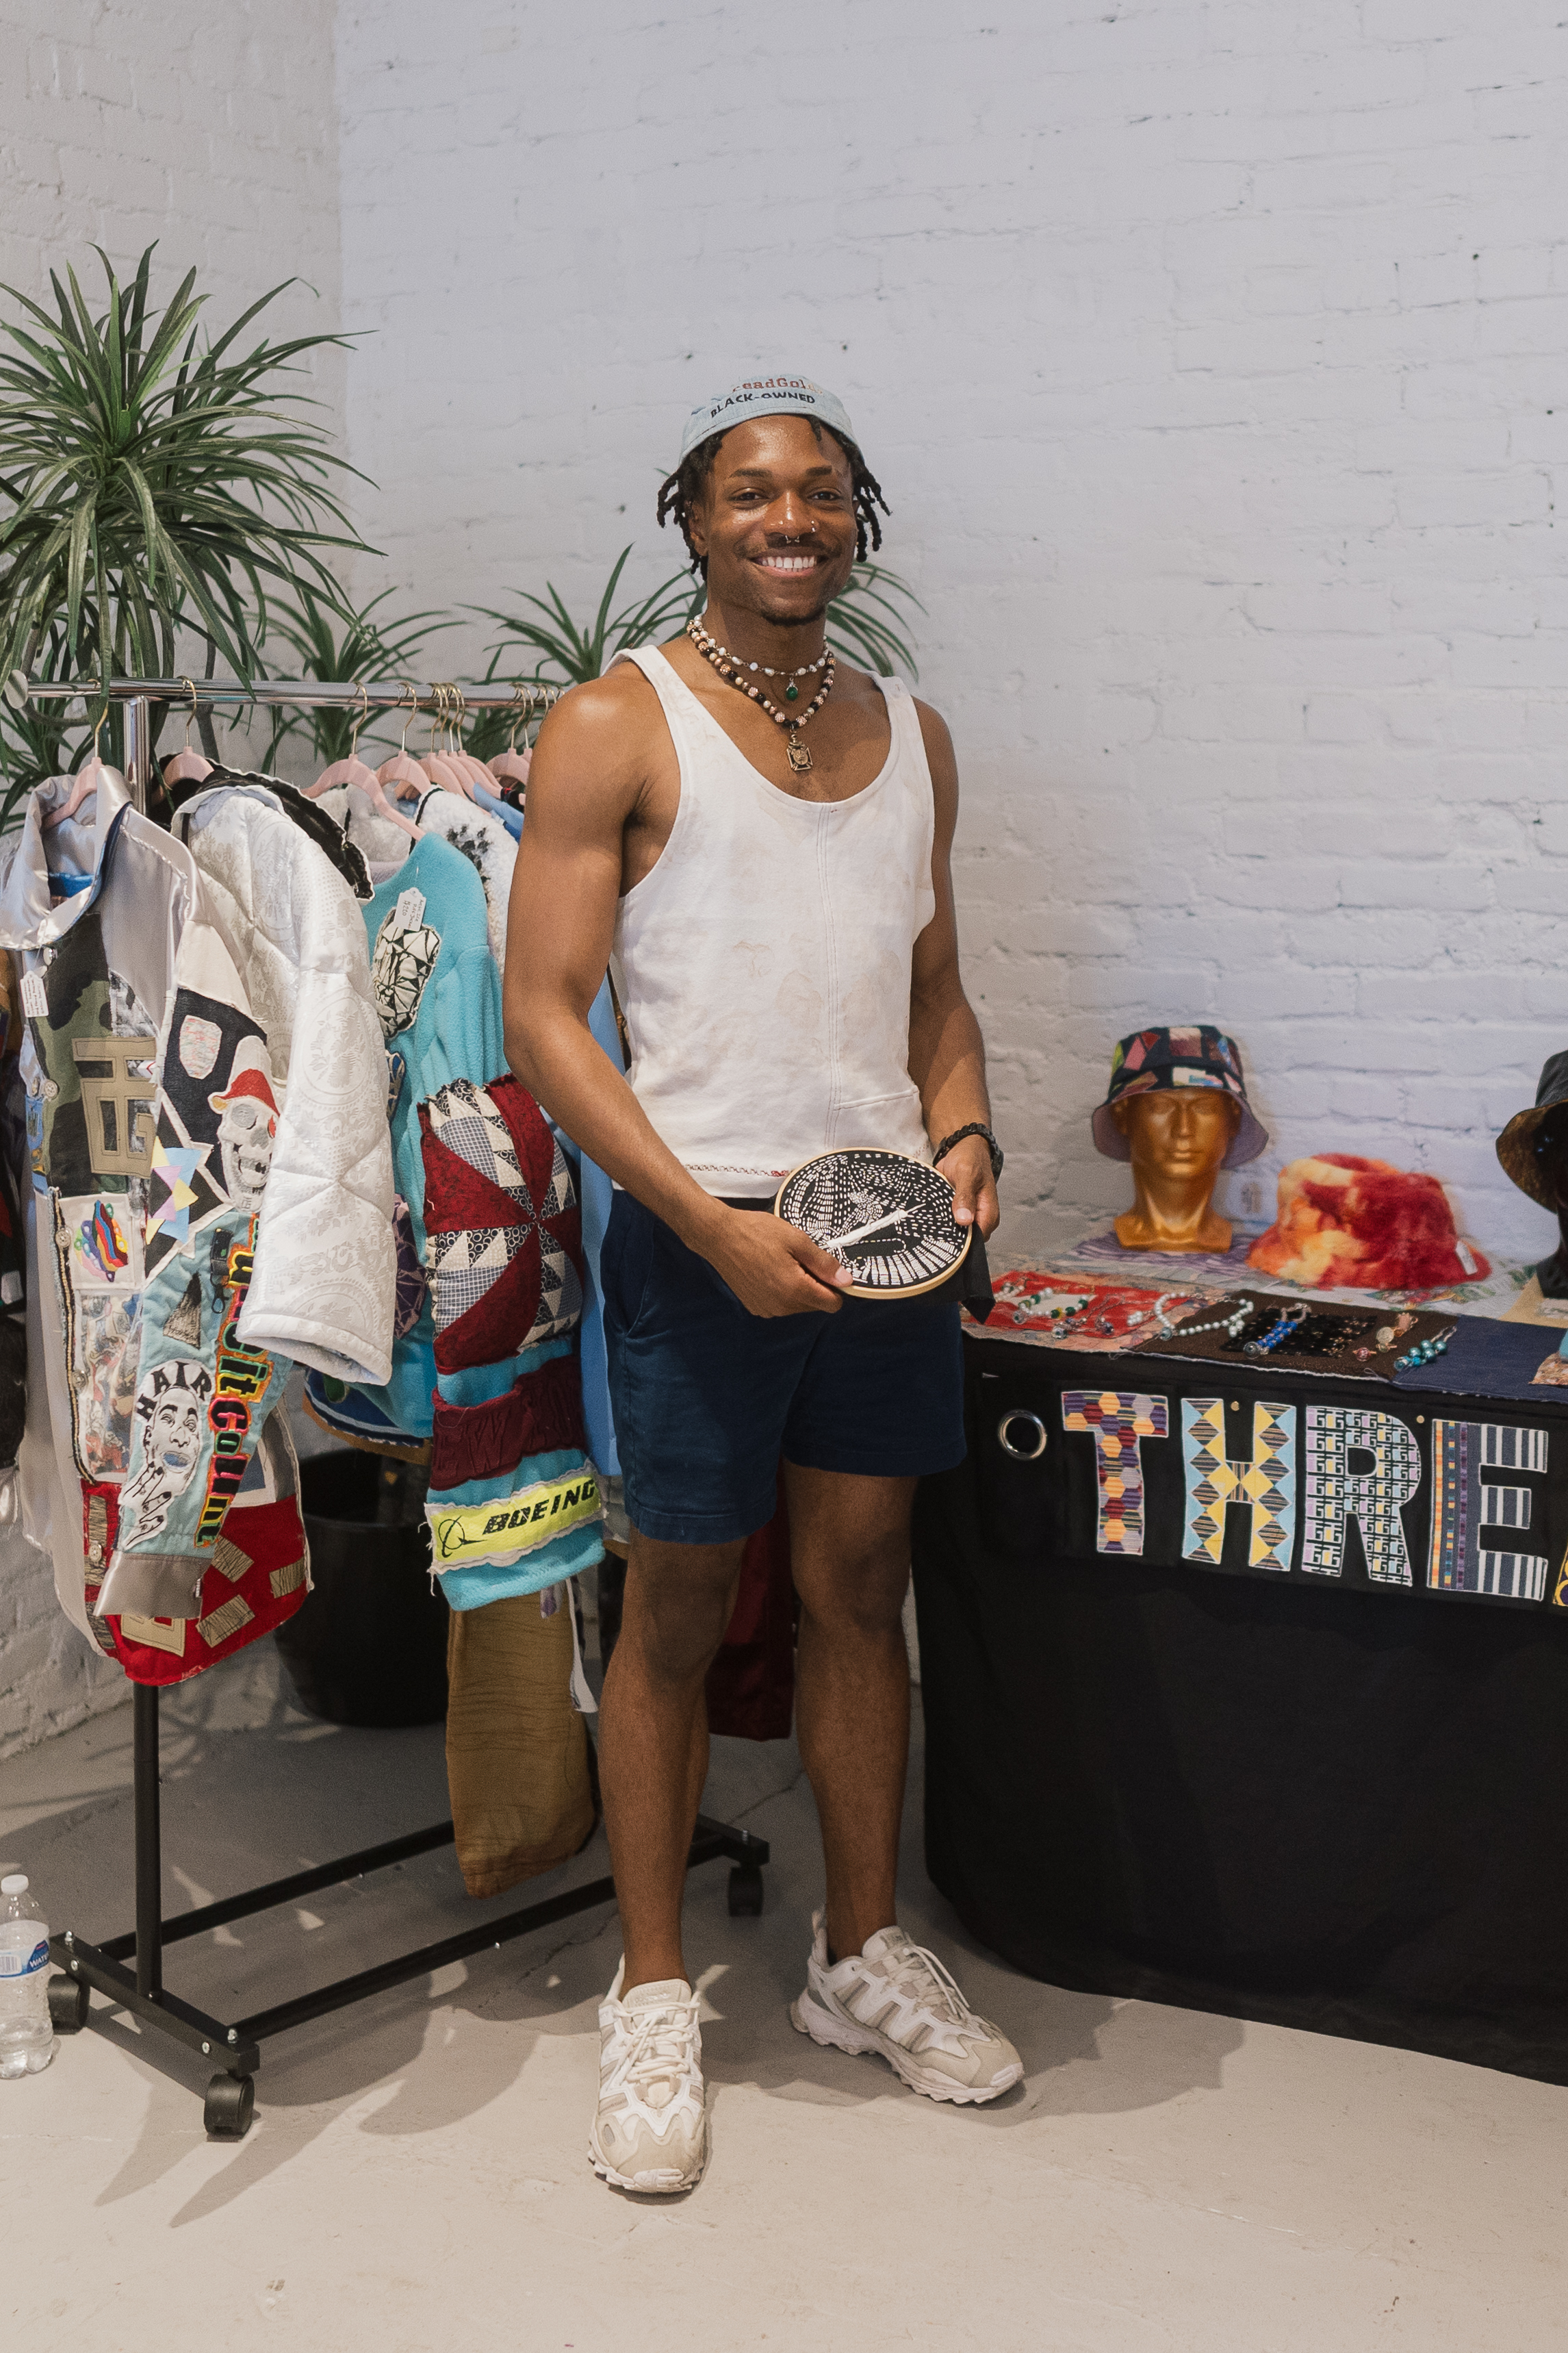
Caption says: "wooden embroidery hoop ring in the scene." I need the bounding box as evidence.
[772,1146,973,1301]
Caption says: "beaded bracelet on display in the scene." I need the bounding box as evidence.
[1243,1303,1309,1356]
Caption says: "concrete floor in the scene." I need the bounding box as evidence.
[1,1645,1563,2353]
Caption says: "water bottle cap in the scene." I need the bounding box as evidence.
[0,1874,27,1895]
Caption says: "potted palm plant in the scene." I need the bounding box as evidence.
[0,244,366,815]
[472,543,923,726]
[257,587,455,773]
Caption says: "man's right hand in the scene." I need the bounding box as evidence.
[693,1205,854,1318]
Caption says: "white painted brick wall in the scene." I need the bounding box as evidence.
[336,0,1568,1276]
[3,0,1566,1742]
[1,0,343,385]
[0,0,342,1752]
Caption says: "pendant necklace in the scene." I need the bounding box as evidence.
[686,615,835,774]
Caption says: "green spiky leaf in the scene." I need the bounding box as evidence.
[258,588,457,770]
[0,244,371,817]
[474,548,923,700]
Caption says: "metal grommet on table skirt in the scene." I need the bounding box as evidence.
[997,1410,1048,1461]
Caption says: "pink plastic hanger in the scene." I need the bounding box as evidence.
[444,688,500,795]
[487,688,532,793]
[452,749,496,793]
[488,743,531,790]
[161,677,213,787]
[42,709,111,831]
[310,685,421,840]
[378,681,436,806]
[418,685,479,801]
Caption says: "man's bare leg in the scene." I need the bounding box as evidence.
[598,1531,744,1989]
[785,1464,917,1961]
[784,1461,1023,2104]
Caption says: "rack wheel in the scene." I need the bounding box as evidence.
[204,2072,255,2140]
[728,1861,764,1918]
[47,1974,89,2033]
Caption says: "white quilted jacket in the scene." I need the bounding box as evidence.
[173,785,395,1386]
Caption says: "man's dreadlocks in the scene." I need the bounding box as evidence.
[656,421,890,578]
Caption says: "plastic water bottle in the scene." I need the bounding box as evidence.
[0,1874,55,2076]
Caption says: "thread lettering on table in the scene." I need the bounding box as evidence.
[1427,1419,1550,1601]
[1060,1390,1169,1555]
[1301,1406,1422,1586]
[1181,1398,1298,1572]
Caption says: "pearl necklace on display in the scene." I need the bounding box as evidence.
[686,615,836,774]
[1174,1296,1256,1341]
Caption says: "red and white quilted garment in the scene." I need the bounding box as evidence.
[417,1075,584,1370]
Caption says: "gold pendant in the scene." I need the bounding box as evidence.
[786,733,812,774]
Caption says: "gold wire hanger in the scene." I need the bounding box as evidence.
[447,685,491,796]
[44,706,110,830]
[309,681,372,795]
[378,681,429,802]
[489,683,532,791]
[163,676,212,785]
[423,684,475,801]
[455,685,489,800]
[329,683,422,842]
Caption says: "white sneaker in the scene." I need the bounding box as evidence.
[589,1961,708,2193]
[791,1911,1023,2105]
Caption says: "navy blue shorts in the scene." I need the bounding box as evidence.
[601,1193,966,1545]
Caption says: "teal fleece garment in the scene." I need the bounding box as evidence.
[348,835,504,1438]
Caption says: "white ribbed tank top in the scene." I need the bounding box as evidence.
[611,644,936,1198]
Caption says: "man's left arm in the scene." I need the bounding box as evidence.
[907,701,999,1239]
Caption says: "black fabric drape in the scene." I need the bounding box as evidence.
[914,1334,1568,2082]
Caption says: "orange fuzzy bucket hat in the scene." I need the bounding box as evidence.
[1246,1155,1489,1291]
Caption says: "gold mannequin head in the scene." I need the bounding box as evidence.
[1092,1027,1268,1254]
[1111,1088,1242,1253]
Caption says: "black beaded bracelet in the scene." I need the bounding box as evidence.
[933,1123,1003,1181]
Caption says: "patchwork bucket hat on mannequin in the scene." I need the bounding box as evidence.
[1091,1025,1268,1167]
[1495,1050,1568,1208]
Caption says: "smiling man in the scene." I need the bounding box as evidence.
[505,377,1020,2193]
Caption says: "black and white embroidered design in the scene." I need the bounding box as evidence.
[775,1148,970,1299]
[371,889,441,1041]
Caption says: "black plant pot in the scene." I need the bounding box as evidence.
[274,1450,449,1728]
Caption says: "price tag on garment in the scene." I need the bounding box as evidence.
[392,887,427,933]
[19,971,47,1019]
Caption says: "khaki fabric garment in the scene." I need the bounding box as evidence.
[446,1592,595,1897]
[1502,1273,1568,1330]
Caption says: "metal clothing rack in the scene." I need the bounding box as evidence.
[14,671,771,2139]
[17,673,566,817]
[48,1701,767,2140]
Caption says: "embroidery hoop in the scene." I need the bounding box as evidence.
[773,1147,973,1301]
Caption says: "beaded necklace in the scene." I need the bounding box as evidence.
[686,615,836,774]
[1172,1296,1256,1341]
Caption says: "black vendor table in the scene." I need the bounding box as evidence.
[912,1328,1568,2083]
